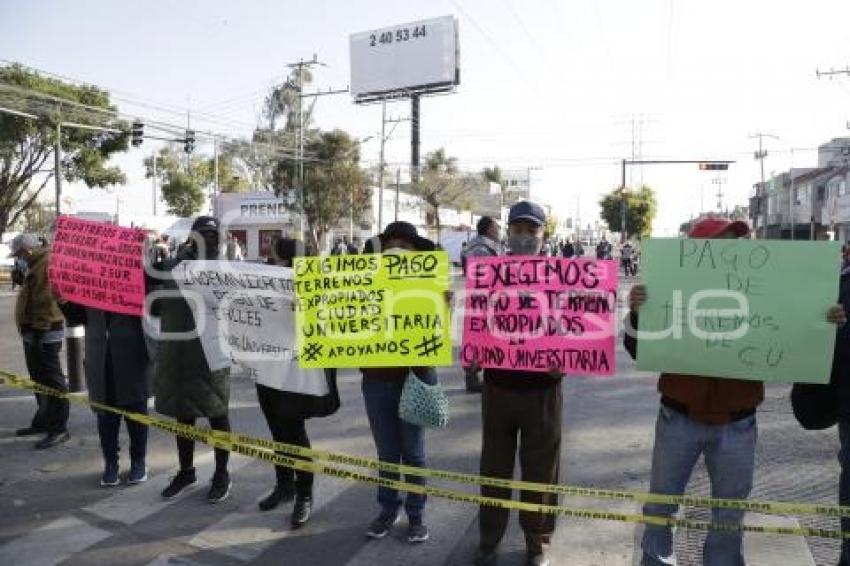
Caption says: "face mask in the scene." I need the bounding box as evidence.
[508,234,542,256]
[383,247,408,255]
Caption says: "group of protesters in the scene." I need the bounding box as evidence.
[8,198,850,566]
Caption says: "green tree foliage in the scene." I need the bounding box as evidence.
[413,148,476,238]
[160,171,205,218]
[598,185,658,238]
[143,146,249,217]
[0,63,128,239]
[301,130,369,250]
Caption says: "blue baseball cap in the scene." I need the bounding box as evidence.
[508,200,546,226]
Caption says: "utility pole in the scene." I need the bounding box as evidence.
[750,132,778,239]
[152,148,157,216]
[790,148,796,241]
[54,120,62,217]
[620,158,627,243]
[378,100,386,233]
[395,169,401,222]
[712,176,726,212]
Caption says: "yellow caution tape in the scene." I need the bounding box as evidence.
[1,370,847,538]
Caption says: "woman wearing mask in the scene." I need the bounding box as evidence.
[255,238,340,529]
[360,222,440,544]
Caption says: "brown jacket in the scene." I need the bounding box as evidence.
[15,248,64,332]
[624,310,764,424]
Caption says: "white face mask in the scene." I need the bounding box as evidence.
[383,247,408,255]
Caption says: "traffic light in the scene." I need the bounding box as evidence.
[131,121,144,147]
[699,162,729,171]
[184,129,195,154]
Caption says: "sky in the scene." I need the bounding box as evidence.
[2,0,850,236]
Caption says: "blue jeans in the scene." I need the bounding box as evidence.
[361,374,432,520]
[642,404,757,566]
[839,419,850,565]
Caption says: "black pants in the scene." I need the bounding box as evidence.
[176,415,231,475]
[97,401,149,465]
[23,337,69,434]
[479,383,562,553]
[256,384,313,498]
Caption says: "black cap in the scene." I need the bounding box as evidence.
[378,221,435,252]
[191,215,220,233]
[508,200,546,226]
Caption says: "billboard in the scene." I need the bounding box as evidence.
[350,16,459,102]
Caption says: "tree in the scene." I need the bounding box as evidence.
[598,185,658,238]
[412,148,474,238]
[544,213,559,241]
[300,129,369,251]
[160,171,205,218]
[0,63,128,240]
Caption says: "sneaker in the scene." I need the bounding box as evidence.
[207,471,232,503]
[258,483,295,511]
[526,551,550,566]
[100,462,120,487]
[366,511,400,539]
[161,468,197,499]
[474,548,498,566]
[407,518,430,543]
[35,431,70,450]
[127,461,148,484]
[291,496,312,529]
[16,426,45,436]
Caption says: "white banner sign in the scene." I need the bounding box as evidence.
[350,15,459,99]
[172,260,328,396]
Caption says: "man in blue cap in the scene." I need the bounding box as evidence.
[472,201,562,566]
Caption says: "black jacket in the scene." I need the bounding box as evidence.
[833,274,850,419]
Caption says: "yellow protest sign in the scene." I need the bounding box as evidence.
[294,251,452,368]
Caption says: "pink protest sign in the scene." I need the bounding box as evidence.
[48,216,147,316]
[461,256,618,375]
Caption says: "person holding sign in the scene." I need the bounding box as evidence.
[472,201,562,566]
[360,222,440,544]
[255,237,340,529]
[62,303,153,486]
[625,216,846,566]
[151,216,234,504]
[10,233,71,449]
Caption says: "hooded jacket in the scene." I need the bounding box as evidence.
[15,248,64,332]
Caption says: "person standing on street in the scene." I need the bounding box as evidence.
[360,221,440,544]
[63,304,153,487]
[472,201,563,566]
[11,233,70,449]
[460,216,503,393]
[151,215,234,503]
[255,237,340,529]
[621,241,636,277]
[625,216,846,566]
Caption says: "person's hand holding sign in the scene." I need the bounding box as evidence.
[827,304,847,326]
[628,284,647,312]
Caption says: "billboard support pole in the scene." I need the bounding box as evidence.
[411,93,420,184]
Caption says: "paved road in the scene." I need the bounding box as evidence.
[0,282,843,565]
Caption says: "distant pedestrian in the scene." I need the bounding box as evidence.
[151,216,233,503]
[63,304,153,487]
[255,237,340,529]
[561,239,575,258]
[361,221,440,544]
[460,216,502,392]
[10,233,70,449]
[347,237,360,254]
[621,242,635,276]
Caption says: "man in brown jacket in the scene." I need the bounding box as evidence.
[11,233,69,449]
[625,216,846,566]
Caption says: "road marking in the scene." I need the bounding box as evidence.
[0,516,111,566]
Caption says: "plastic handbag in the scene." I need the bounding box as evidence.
[398,374,449,428]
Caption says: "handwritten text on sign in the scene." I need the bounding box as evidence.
[172,261,328,395]
[636,238,841,383]
[48,216,146,316]
[462,256,618,375]
[294,252,452,368]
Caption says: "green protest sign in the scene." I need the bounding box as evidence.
[294,251,453,368]
[635,238,841,383]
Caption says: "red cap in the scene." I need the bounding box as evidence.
[688,217,750,239]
